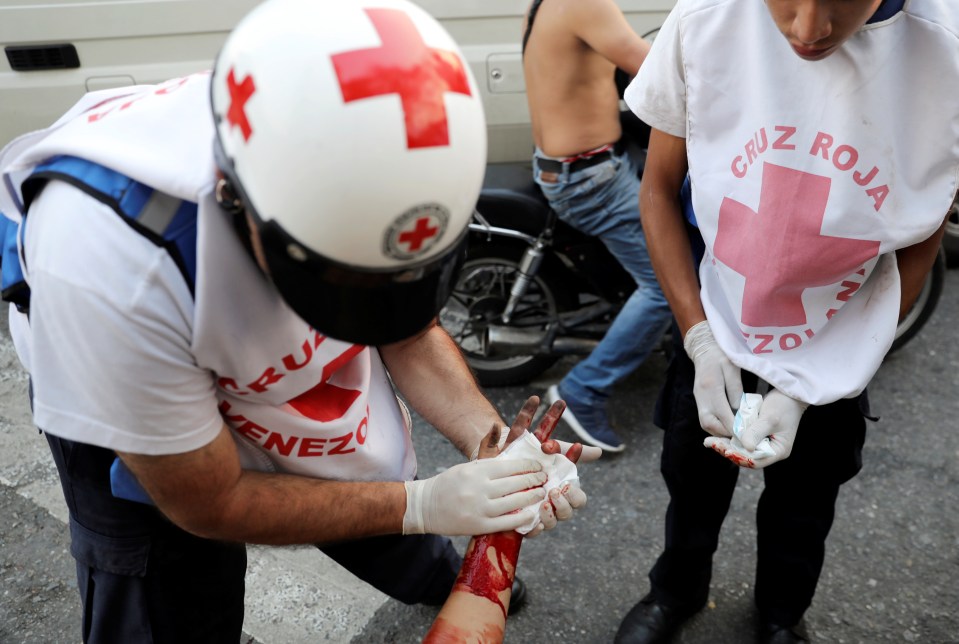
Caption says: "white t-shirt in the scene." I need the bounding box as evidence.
[626,0,959,404]
[0,74,416,482]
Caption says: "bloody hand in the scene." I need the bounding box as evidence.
[478,395,589,538]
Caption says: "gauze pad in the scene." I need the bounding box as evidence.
[494,431,579,534]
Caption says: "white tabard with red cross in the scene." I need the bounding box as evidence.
[627,0,959,404]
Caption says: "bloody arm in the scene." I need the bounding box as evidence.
[423,398,583,643]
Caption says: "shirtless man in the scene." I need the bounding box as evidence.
[524,0,672,452]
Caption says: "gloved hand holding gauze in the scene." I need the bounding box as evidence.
[730,393,776,459]
[402,455,547,536]
[704,391,809,468]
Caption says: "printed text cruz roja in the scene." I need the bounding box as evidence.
[730,125,889,211]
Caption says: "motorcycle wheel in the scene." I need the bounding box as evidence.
[890,245,946,353]
[439,242,575,387]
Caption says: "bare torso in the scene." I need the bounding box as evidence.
[523,0,649,158]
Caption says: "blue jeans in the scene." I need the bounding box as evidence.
[534,149,672,406]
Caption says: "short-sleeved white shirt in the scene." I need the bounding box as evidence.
[626,0,959,404]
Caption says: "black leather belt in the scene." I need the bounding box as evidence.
[535,141,622,174]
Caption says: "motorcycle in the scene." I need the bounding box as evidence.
[439,126,947,388]
[439,156,642,387]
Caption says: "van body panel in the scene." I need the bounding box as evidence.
[0,0,260,146]
[0,0,673,161]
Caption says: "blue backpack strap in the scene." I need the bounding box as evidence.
[21,155,198,292]
[17,155,201,506]
[0,215,29,311]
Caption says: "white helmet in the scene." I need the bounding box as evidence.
[210,0,486,345]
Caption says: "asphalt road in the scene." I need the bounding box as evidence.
[1,269,957,644]
[356,268,959,644]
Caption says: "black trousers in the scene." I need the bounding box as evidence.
[648,326,869,626]
[46,433,459,644]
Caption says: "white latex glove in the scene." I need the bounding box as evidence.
[684,320,744,436]
[402,458,547,536]
[704,389,808,469]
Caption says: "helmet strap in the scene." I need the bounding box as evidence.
[216,181,267,278]
[215,176,244,215]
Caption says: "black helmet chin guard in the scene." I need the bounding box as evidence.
[258,217,467,346]
[214,137,467,346]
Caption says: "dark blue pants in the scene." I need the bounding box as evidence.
[648,325,869,626]
[46,434,459,644]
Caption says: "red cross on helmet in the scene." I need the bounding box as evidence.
[210,0,486,345]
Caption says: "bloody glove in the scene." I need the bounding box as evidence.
[704,389,808,469]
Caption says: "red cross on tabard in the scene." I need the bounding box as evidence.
[398,216,439,252]
[331,8,472,149]
[287,381,362,422]
[226,68,256,141]
[286,345,364,422]
[714,162,881,328]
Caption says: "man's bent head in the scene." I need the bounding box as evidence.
[766,0,885,61]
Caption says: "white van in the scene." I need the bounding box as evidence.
[0,0,259,148]
[0,0,673,162]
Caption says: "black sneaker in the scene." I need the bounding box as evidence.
[546,384,624,452]
[508,576,527,615]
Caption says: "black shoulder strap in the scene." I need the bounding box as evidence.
[522,0,545,56]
